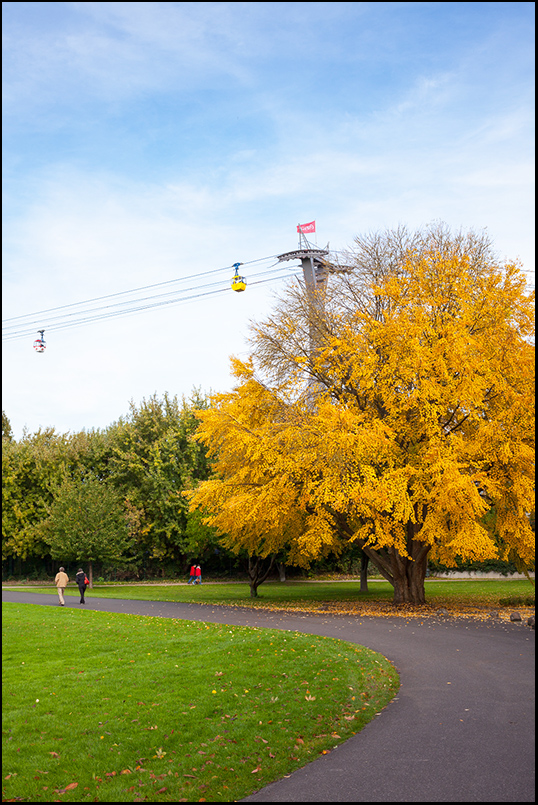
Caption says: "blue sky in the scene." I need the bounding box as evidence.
[2,1,535,439]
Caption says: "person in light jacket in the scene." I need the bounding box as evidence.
[54,567,69,606]
[75,568,87,604]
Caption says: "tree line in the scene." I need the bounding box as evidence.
[2,392,224,585]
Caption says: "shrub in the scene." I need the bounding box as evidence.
[499,595,535,607]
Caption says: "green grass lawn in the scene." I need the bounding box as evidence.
[10,577,535,614]
[2,603,398,803]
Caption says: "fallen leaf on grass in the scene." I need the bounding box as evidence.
[54,782,78,793]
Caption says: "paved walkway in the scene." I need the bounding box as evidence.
[3,591,535,802]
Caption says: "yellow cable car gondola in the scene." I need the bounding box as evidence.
[231,262,246,292]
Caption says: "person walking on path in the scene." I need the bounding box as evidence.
[54,567,69,606]
[75,569,88,604]
[195,565,202,585]
[188,564,196,584]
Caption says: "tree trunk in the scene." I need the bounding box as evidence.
[333,509,430,605]
[277,562,287,582]
[89,561,93,589]
[359,552,369,593]
[358,538,430,605]
[247,554,275,598]
[390,540,430,605]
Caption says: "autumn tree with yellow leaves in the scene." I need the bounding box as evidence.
[189,224,535,604]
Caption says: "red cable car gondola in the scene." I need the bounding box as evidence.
[33,330,46,353]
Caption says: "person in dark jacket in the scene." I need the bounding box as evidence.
[75,569,87,604]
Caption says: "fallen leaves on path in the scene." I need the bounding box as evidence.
[193,598,534,622]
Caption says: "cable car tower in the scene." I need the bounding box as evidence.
[277,224,330,298]
[277,223,352,401]
[277,221,353,299]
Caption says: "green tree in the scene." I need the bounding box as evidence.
[184,508,221,559]
[109,391,212,570]
[63,426,119,483]
[2,411,13,441]
[2,425,120,567]
[2,428,69,562]
[44,474,134,586]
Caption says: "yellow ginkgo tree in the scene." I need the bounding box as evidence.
[189,224,535,604]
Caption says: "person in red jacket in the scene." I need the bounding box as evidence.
[188,564,196,584]
[195,565,202,585]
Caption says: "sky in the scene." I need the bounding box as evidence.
[2,1,535,440]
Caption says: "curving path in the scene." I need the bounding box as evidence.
[2,591,535,802]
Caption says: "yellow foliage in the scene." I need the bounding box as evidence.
[188,232,535,593]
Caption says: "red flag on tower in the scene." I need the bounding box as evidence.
[297,221,316,234]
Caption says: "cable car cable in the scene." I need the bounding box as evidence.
[3,270,302,339]
[2,253,281,325]
[2,259,286,336]
[3,243,364,341]
[2,262,289,336]
[2,264,300,340]
[2,248,352,328]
